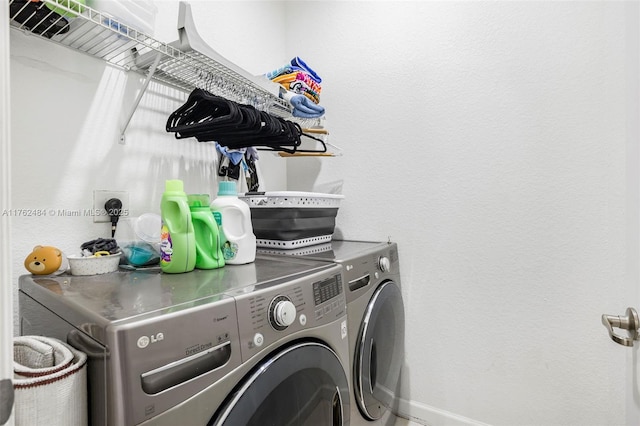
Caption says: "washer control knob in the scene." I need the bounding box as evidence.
[378,256,391,272]
[253,333,264,347]
[275,300,296,327]
[270,297,297,329]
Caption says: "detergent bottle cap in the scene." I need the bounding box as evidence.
[165,179,184,193]
[188,194,210,209]
[218,181,238,196]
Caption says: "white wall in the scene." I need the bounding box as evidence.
[9,1,640,426]
[284,2,637,425]
[9,2,289,329]
[1,3,15,425]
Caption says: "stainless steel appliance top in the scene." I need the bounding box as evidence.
[19,256,335,326]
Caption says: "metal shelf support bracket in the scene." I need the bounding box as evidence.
[119,51,162,145]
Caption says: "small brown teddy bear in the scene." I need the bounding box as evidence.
[24,245,63,275]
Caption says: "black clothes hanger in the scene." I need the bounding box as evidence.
[166,88,327,154]
[191,104,263,142]
[166,89,242,138]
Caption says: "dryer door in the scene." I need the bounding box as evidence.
[210,341,350,426]
[354,280,405,420]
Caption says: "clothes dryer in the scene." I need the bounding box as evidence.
[19,256,351,426]
[259,240,405,426]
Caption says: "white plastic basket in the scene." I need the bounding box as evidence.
[239,191,344,208]
[256,235,333,250]
[86,0,157,35]
[257,242,334,255]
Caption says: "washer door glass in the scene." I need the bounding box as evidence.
[210,341,350,426]
[354,281,405,420]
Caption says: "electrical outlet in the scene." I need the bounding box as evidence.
[93,190,130,223]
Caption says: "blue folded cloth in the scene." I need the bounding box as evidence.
[216,143,245,165]
[292,109,325,118]
[290,95,324,114]
[282,91,325,118]
[290,57,322,84]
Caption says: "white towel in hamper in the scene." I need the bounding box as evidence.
[13,336,88,426]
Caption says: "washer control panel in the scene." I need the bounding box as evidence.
[233,265,346,362]
[340,243,401,304]
[312,273,344,322]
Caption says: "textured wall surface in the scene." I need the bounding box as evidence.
[285,2,638,425]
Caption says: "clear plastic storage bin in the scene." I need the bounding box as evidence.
[86,0,157,35]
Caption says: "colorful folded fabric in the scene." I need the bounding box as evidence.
[266,57,323,84]
[267,58,325,117]
[296,72,322,94]
[265,64,295,81]
[272,72,322,94]
[301,90,320,104]
[273,73,320,103]
[274,72,320,93]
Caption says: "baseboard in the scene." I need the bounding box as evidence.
[396,397,492,426]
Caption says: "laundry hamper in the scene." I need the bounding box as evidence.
[239,191,344,249]
[13,336,88,426]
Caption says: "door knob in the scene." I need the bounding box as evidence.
[602,307,639,347]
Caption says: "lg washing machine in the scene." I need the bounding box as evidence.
[260,240,406,426]
[19,255,351,425]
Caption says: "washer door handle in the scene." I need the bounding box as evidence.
[331,385,343,426]
[368,338,377,394]
[602,307,639,347]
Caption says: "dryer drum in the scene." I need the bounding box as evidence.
[355,281,405,420]
[211,341,350,426]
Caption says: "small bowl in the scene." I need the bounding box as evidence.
[119,241,160,266]
[67,252,121,276]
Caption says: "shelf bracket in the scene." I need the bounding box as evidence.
[119,51,162,145]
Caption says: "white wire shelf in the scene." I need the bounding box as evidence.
[8,0,325,133]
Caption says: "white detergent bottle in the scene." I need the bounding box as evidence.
[210,181,256,264]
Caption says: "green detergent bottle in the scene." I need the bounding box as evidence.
[188,194,225,270]
[160,179,196,274]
